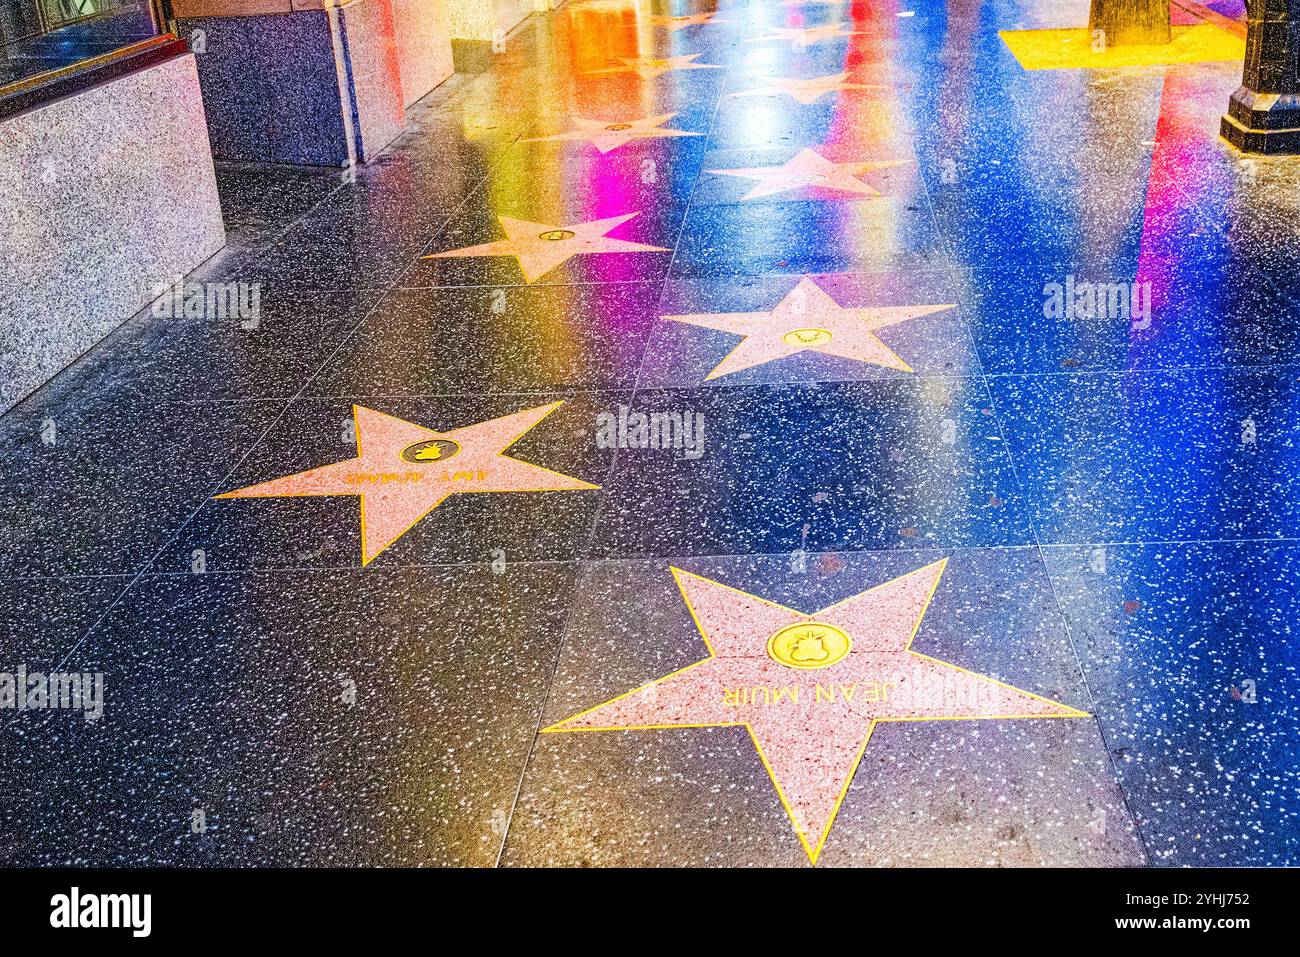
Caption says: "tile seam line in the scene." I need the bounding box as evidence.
[9,531,1299,584]
[980,332,1157,866]
[492,0,743,866]
[981,362,1300,379]
[933,43,1156,865]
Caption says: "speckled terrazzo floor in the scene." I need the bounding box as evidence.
[1,0,1297,868]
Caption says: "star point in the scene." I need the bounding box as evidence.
[546,559,1089,864]
[525,114,700,154]
[666,276,954,380]
[707,147,909,201]
[217,403,598,566]
[731,72,888,105]
[747,23,871,47]
[585,53,722,79]
[424,212,668,283]
[649,13,730,31]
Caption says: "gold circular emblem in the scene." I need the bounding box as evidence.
[538,229,576,242]
[767,622,852,670]
[604,123,633,131]
[400,439,461,464]
[782,328,833,347]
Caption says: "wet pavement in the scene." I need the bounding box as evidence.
[1,0,1296,867]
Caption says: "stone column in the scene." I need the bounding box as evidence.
[1222,0,1300,153]
[175,0,454,166]
[444,0,534,42]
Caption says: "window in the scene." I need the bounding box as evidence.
[0,0,164,95]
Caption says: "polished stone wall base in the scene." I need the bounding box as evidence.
[179,0,410,167]
[0,52,225,414]
[394,0,455,106]
[445,0,534,42]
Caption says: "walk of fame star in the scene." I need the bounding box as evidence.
[545,560,1089,864]
[585,54,722,79]
[707,147,909,200]
[731,72,888,105]
[423,213,668,283]
[650,13,729,31]
[665,276,954,379]
[524,114,700,154]
[216,404,597,565]
[747,24,870,47]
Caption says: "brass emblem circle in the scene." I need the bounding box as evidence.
[400,439,461,464]
[767,622,852,670]
[782,328,834,347]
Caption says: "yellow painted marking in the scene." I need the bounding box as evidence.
[1000,24,1244,71]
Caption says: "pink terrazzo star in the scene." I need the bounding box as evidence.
[585,53,723,79]
[665,275,954,379]
[707,147,908,200]
[748,23,871,47]
[217,404,597,565]
[423,213,668,283]
[546,560,1088,864]
[524,114,700,154]
[649,13,730,31]
[731,72,888,105]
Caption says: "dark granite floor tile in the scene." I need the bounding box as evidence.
[307,282,659,397]
[219,229,430,293]
[213,162,344,250]
[0,575,129,664]
[588,378,1033,558]
[1042,541,1300,865]
[0,563,576,866]
[956,264,1300,375]
[708,81,915,152]
[0,394,282,578]
[670,197,946,278]
[933,189,1147,274]
[988,367,1300,545]
[77,287,379,402]
[504,548,1143,866]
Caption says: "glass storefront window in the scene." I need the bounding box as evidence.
[0,0,164,94]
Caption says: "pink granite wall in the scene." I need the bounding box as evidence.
[392,0,454,107]
[0,53,225,412]
[335,0,409,160]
